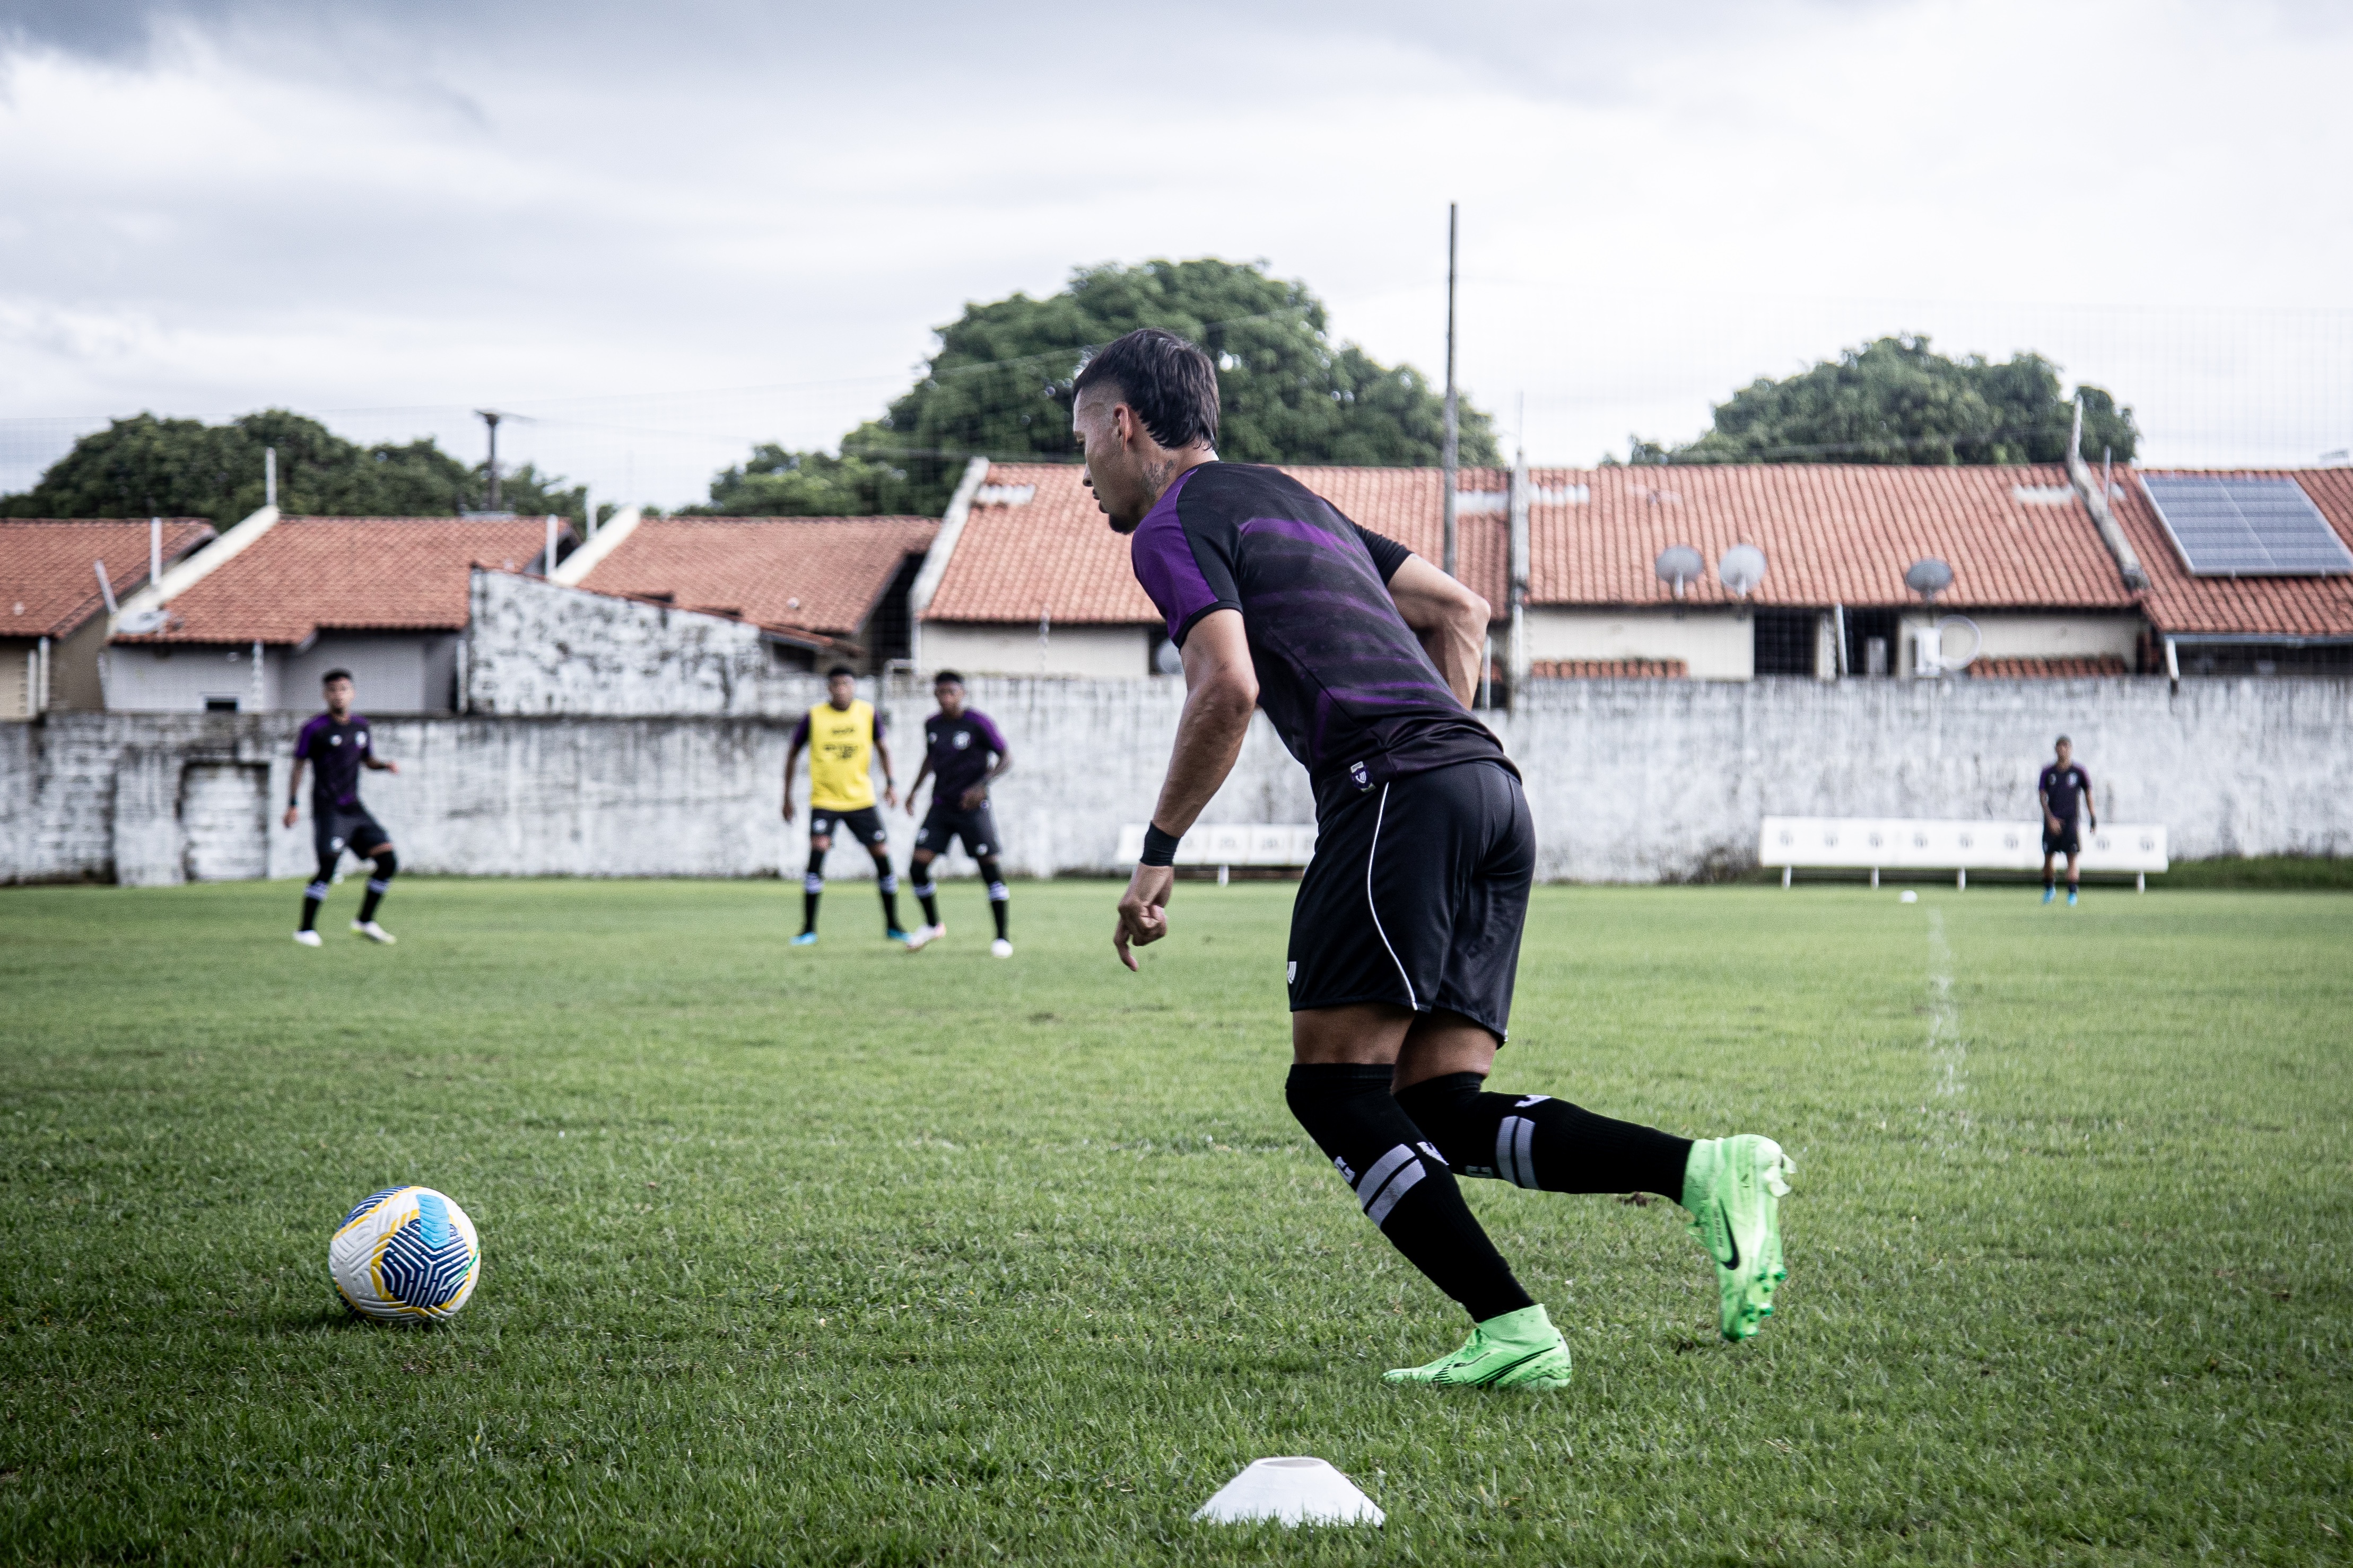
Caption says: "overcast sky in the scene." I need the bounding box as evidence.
[3,0,2348,504]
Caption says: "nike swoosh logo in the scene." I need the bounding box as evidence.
[1721,1224,1741,1271]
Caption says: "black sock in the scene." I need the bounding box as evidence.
[875,861,902,931]
[981,859,1008,939]
[1393,1073,1692,1201]
[301,854,334,931]
[1285,1064,1534,1322]
[801,869,822,934]
[912,869,940,927]
[358,850,396,923]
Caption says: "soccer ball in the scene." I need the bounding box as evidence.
[329,1185,482,1322]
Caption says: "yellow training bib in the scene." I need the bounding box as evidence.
[805,699,877,811]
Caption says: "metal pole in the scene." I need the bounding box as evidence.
[475,410,503,511]
[150,516,162,586]
[1442,202,1459,579]
[264,447,277,508]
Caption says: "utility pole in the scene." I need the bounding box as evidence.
[475,409,504,512]
[1442,202,1459,579]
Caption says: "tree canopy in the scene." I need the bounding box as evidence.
[691,259,1497,516]
[4,410,582,524]
[1619,335,2138,467]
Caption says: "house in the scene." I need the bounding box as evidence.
[106,509,567,712]
[1,518,216,716]
[555,511,937,672]
[909,458,2158,681]
[2108,468,2353,677]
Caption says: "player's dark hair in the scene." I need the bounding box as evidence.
[2055,734,2071,747]
[826,664,856,680]
[934,669,964,687]
[1073,328,1219,451]
[321,669,353,685]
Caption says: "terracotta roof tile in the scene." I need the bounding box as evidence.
[1530,658,1689,679]
[2111,469,2353,638]
[580,516,934,640]
[129,516,561,644]
[1969,655,2131,678]
[924,463,1507,625]
[1524,463,2136,609]
[1,519,216,638]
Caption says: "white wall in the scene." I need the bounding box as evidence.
[105,633,454,714]
[103,644,267,713]
[1962,612,2144,662]
[1523,607,1755,679]
[9,678,2353,887]
[919,621,1153,679]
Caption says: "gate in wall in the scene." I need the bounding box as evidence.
[180,762,269,881]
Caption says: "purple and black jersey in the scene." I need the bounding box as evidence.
[925,708,1007,803]
[295,712,373,809]
[2039,762,2091,821]
[1129,463,1510,816]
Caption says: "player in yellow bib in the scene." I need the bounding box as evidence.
[782,665,907,945]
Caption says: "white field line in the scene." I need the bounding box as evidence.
[1925,907,1972,1145]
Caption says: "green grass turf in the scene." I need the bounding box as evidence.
[2,878,2347,1566]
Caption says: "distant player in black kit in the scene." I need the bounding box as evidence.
[2038,735,2098,905]
[902,670,1015,957]
[1083,328,1792,1389]
[284,669,400,947]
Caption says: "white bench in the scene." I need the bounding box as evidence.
[1117,822,1317,883]
[1759,816,2169,890]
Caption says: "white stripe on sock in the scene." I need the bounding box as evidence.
[1363,1160,1425,1226]
[1354,1143,1418,1211]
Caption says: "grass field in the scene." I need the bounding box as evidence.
[3,877,2348,1566]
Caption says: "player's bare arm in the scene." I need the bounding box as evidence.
[282,758,307,829]
[1384,554,1493,707]
[905,756,931,813]
[874,731,899,810]
[964,744,1011,811]
[781,734,804,822]
[1114,608,1256,970]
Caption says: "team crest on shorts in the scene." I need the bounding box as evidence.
[1349,759,1369,789]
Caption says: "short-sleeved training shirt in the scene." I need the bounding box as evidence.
[2040,762,2091,821]
[794,700,883,811]
[1128,462,1510,815]
[294,712,372,810]
[925,708,1007,803]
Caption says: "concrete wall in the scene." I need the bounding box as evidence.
[104,632,456,714]
[464,570,829,718]
[5,677,2349,886]
[1523,607,1756,679]
[918,620,1154,679]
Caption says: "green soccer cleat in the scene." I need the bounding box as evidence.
[1682,1134,1794,1342]
[1383,1304,1572,1390]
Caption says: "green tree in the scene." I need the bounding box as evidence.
[719,259,1497,516]
[1616,335,2137,466]
[684,441,916,516]
[4,410,583,523]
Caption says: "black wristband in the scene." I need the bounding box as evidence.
[1139,822,1182,867]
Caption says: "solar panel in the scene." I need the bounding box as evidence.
[2139,475,2353,576]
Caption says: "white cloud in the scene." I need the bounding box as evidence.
[1,0,2347,502]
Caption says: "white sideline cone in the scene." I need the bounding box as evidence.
[1192,1457,1384,1527]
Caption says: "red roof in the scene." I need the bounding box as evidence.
[125,516,560,644]
[1,519,215,638]
[579,516,936,640]
[927,460,2136,623]
[925,463,1509,625]
[1522,463,2136,610]
[2110,469,2353,638]
[1971,655,2131,678]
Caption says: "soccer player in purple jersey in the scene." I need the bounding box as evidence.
[2038,735,2098,905]
[902,670,1016,956]
[283,669,401,947]
[1080,328,1793,1388]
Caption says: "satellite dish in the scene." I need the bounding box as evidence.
[118,608,170,635]
[1654,545,1704,598]
[1717,544,1767,597]
[1152,638,1183,676]
[1905,557,1954,603]
[1933,614,1982,670]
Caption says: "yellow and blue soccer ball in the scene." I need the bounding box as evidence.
[329,1186,481,1322]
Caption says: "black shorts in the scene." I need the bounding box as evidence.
[315,805,391,863]
[2043,820,2081,855]
[1286,759,1533,1042]
[809,805,888,849]
[915,801,1001,860]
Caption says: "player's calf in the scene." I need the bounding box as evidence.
[1392,1073,1690,1200]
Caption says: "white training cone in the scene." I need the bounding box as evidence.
[1192,1457,1384,1527]
[1899,890,1918,903]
